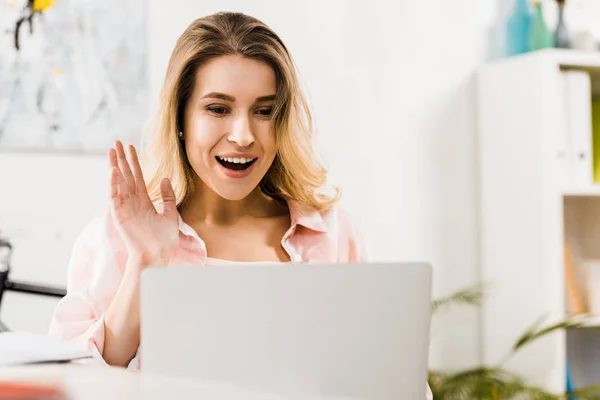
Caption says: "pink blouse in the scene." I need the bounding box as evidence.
[47,200,432,399]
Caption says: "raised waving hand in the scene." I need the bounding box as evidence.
[108,141,179,269]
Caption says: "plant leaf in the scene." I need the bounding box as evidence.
[511,315,585,354]
[431,284,485,314]
[567,383,600,399]
[510,314,549,354]
[518,387,560,400]
[427,370,447,398]
[429,367,558,400]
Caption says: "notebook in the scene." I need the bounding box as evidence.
[0,332,92,366]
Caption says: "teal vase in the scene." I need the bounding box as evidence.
[530,1,554,50]
[506,0,533,56]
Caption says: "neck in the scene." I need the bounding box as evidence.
[180,183,286,226]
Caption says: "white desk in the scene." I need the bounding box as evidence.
[0,363,362,400]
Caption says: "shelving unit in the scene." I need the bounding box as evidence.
[563,186,600,197]
[478,48,600,394]
[580,316,600,328]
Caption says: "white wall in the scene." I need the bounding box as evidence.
[0,152,107,333]
[2,0,499,374]
[149,0,492,371]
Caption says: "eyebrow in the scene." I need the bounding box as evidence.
[200,92,276,103]
[256,95,276,102]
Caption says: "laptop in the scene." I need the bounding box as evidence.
[139,262,432,399]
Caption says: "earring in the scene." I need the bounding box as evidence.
[178,131,183,140]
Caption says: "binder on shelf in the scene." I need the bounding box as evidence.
[566,361,575,400]
[559,72,574,189]
[562,70,594,188]
[592,98,600,184]
[564,243,587,315]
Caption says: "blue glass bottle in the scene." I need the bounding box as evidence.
[506,0,533,56]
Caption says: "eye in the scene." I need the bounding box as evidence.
[255,107,273,117]
[206,105,230,116]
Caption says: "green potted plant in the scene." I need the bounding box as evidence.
[428,286,600,399]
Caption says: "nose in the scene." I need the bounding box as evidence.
[227,115,255,147]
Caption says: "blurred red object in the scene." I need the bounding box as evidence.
[0,381,67,399]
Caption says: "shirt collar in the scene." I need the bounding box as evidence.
[286,199,328,233]
[176,198,328,235]
[178,214,201,241]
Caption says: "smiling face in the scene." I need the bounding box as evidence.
[182,54,277,201]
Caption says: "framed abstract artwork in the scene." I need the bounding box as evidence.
[0,0,148,152]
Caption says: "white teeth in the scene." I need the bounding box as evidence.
[218,156,255,164]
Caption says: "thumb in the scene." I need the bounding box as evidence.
[160,178,178,220]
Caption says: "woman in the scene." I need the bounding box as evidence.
[49,11,432,399]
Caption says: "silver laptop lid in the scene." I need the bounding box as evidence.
[140,262,432,399]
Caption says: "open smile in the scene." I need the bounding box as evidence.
[216,156,257,171]
[216,156,258,179]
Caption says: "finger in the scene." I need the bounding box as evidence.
[115,141,136,195]
[127,145,148,195]
[113,162,129,202]
[108,150,120,205]
[160,178,178,221]
[109,166,121,210]
[108,148,118,169]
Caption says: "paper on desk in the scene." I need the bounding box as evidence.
[0,332,92,366]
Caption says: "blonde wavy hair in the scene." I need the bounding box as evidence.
[143,11,339,212]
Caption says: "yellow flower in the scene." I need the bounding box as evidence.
[33,0,56,12]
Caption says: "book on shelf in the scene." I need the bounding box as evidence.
[560,70,594,188]
[564,243,587,315]
[584,259,600,317]
[592,98,600,184]
[564,240,600,318]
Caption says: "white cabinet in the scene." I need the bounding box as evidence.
[477,48,600,394]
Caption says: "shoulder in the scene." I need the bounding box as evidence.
[75,212,108,247]
[64,209,131,297]
[320,204,368,262]
[321,204,361,234]
[70,209,128,272]
[74,210,124,252]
